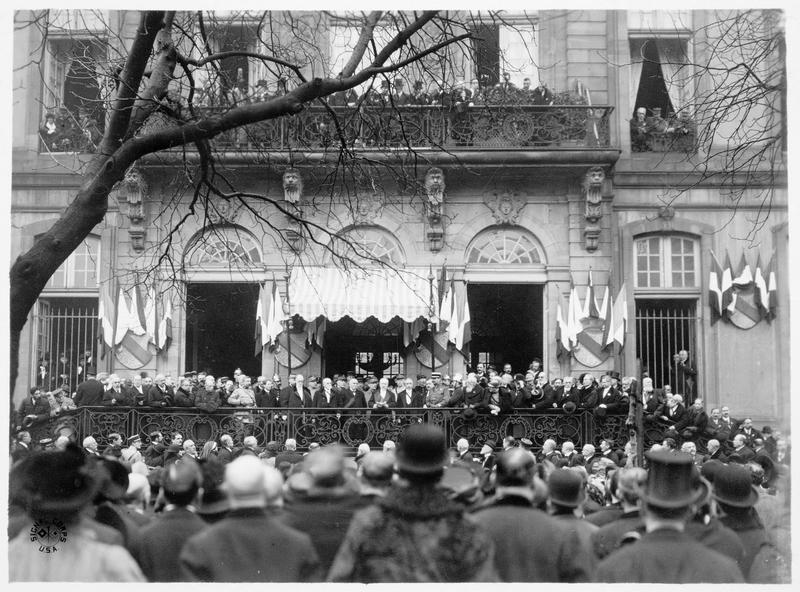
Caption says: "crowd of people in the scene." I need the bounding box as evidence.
[196,69,562,110]
[8,416,790,582]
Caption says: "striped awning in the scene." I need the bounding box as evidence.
[289,267,437,323]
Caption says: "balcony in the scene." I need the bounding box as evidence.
[40,104,615,155]
[33,406,650,454]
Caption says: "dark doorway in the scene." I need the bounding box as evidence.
[186,283,260,378]
[468,284,543,374]
[324,316,406,379]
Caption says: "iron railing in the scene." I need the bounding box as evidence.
[28,406,636,454]
[40,104,615,154]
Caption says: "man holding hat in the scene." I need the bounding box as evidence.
[328,423,497,582]
[138,461,207,581]
[595,450,744,582]
[472,448,591,581]
[180,456,321,581]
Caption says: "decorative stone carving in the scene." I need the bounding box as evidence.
[282,168,303,204]
[424,167,445,215]
[114,166,148,224]
[128,227,146,252]
[485,191,526,225]
[207,198,244,224]
[582,167,606,252]
[352,193,383,225]
[658,205,675,220]
[426,219,444,252]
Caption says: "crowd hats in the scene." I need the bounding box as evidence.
[127,434,141,444]
[547,468,586,508]
[563,401,577,414]
[711,463,760,508]
[639,450,706,508]
[395,423,449,475]
[18,444,99,515]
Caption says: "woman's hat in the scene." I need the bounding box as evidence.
[712,464,760,508]
[640,450,705,508]
[395,424,449,475]
[19,444,99,515]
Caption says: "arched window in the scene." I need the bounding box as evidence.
[185,226,263,267]
[327,226,405,266]
[466,227,543,265]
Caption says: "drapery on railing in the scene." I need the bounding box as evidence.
[30,407,646,454]
[40,104,615,154]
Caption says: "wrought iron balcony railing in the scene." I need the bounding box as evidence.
[29,406,644,454]
[39,104,615,154]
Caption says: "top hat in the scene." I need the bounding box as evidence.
[20,444,99,515]
[609,371,621,381]
[547,469,586,508]
[395,424,449,475]
[712,464,760,508]
[640,450,705,508]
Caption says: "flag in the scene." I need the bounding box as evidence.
[439,277,454,337]
[602,287,614,348]
[581,270,600,320]
[254,282,270,356]
[708,251,724,325]
[129,286,146,336]
[144,287,157,348]
[157,293,173,352]
[721,251,735,316]
[764,254,777,321]
[305,316,326,349]
[98,280,116,359]
[610,283,627,347]
[454,281,471,351]
[567,276,582,348]
[114,286,131,346]
[597,284,609,321]
[732,252,753,289]
[754,254,769,320]
[266,280,284,345]
[403,317,426,348]
[555,290,572,360]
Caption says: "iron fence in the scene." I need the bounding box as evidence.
[26,406,634,454]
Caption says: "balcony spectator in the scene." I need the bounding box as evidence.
[409,79,430,105]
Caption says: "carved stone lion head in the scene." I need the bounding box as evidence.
[283,168,303,204]
[424,167,445,206]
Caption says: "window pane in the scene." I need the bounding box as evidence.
[650,272,660,288]
[638,272,649,287]
[672,272,683,287]
[685,272,695,286]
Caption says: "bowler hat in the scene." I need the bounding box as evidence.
[563,401,577,414]
[640,450,705,508]
[548,469,585,508]
[712,464,760,508]
[395,424,448,475]
[19,444,99,515]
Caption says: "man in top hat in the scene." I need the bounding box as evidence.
[328,423,498,582]
[472,448,591,582]
[594,450,745,582]
[180,456,322,582]
[137,461,207,582]
[713,463,788,582]
[9,444,145,581]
